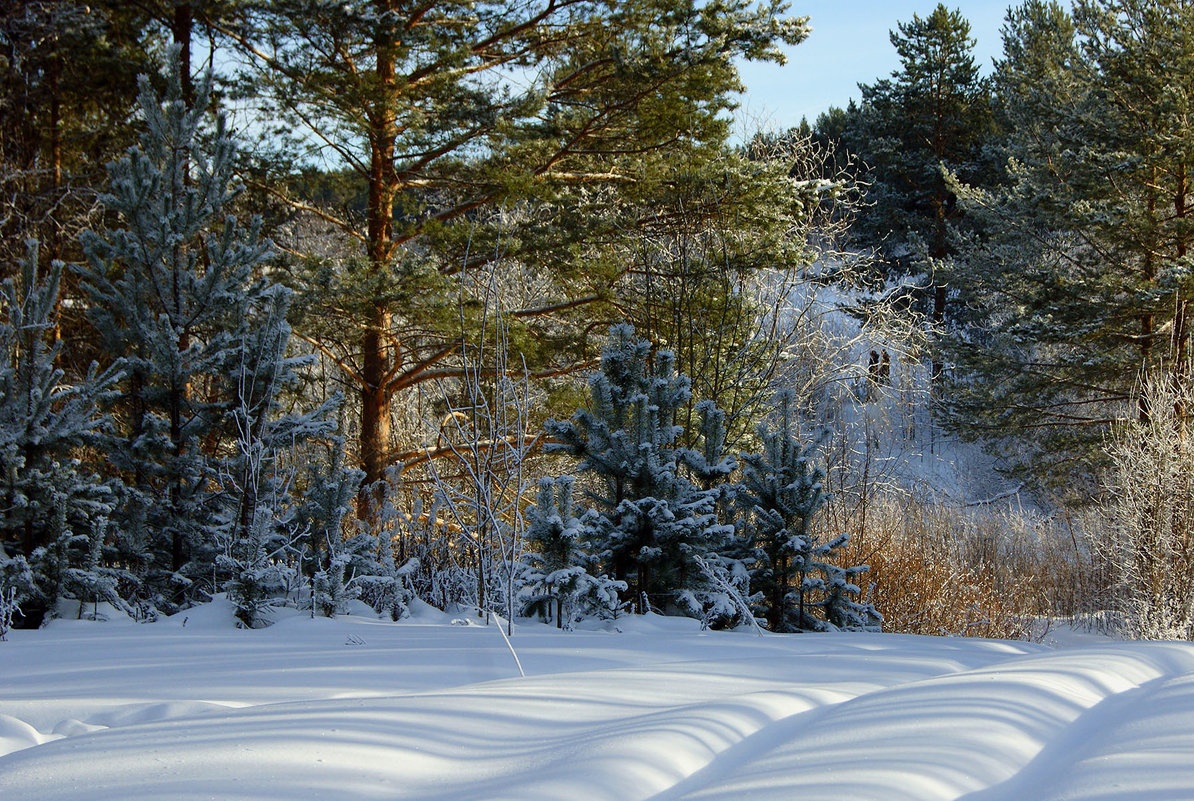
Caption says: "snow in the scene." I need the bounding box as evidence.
[3,602,1192,800]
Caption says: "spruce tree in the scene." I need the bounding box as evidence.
[547,324,733,616]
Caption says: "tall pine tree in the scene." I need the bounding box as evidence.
[222,0,808,497]
[848,4,994,383]
[78,56,310,610]
[946,0,1194,492]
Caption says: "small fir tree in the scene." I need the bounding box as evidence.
[818,555,882,632]
[0,240,118,625]
[213,283,340,627]
[61,517,115,620]
[296,434,365,618]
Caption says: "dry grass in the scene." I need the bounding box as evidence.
[827,494,1091,640]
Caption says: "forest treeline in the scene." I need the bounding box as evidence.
[2,0,1192,640]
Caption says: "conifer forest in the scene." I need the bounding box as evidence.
[4,0,1194,645]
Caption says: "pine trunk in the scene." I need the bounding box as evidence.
[359,0,399,501]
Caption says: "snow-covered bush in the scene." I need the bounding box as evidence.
[0,583,17,641]
[1099,374,1194,640]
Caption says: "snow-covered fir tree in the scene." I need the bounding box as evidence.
[61,517,128,621]
[76,56,291,612]
[0,240,119,626]
[683,400,738,492]
[547,324,735,616]
[738,389,878,631]
[521,476,625,627]
[294,436,372,619]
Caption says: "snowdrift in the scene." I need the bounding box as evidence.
[1,603,1192,800]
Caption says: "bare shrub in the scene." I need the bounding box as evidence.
[1095,374,1194,640]
[833,494,1070,639]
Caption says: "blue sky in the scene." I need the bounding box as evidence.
[735,1,1013,133]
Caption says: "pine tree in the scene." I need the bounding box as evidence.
[295,435,365,617]
[62,517,127,621]
[547,324,733,616]
[0,240,118,625]
[737,389,876,631]
[222,0,808,497]
[522,476,625,628]
[353,511,412,622]
[818,555,882,632]
[213,281,342,626]
[683,400,740,492]
[847,4,994,384]
[946,0,1194,491]
[77,56,284,610]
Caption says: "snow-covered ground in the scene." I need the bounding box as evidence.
[3,600,1193,800]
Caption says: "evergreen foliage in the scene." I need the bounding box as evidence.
[612,151,831,450]
[0,240,119,625]
[62,517,128,621]
[522,476,625,628]
[0,1,157,272]
[78,60,270,607]
[946,0,1194,492]
[213,283,341,626]
[843,4,995,386]
[77,55,340,617]
[295,438,366,618]
[738,390,877,631]
[849,4,992,264]
[224,0,810,492]
[547,324,736,617]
